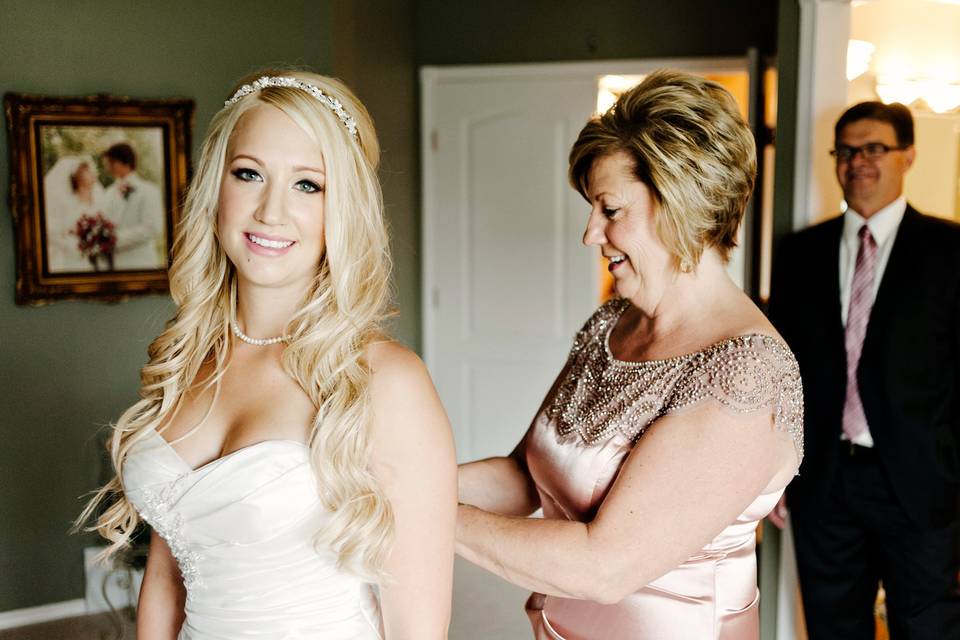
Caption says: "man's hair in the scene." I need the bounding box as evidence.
[103,142,137,170]
[835,101,914,147]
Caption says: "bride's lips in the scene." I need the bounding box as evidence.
[244,232,296,256]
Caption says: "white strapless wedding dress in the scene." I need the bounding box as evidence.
[124,428,383,639]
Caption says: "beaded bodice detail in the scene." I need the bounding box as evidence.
[546,299,804,458]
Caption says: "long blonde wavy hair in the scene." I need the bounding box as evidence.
[78,69,395,581]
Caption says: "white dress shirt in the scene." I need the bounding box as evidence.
[839,195,907,446]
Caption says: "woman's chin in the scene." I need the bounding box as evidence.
[234,270,312,294]
[613,280,639,302]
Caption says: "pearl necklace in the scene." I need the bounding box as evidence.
[230,320,290,346]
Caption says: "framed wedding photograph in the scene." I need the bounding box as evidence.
[4,91,193,304]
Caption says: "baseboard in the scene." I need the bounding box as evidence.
[0,599,86,630]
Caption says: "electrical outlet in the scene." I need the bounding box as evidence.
[83,546,143,615]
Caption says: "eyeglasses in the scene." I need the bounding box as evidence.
[830,142,910,162]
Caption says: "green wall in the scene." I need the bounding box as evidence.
[414,0,778,64]
[0,0,332,612]
[332,0,420,352]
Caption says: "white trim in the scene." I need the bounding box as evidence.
[421,57,747,84]
[0,599,87,630]
[794,1,817,231]
[420,66,438,368]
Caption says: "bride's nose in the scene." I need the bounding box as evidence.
[254,183,287,225]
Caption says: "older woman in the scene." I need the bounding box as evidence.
[456,70,803,640]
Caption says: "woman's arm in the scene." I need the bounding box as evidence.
[457,362,573,515]
[458,436,539,516]
[456,401,798,604]
[136,531,186,639]
[368,342,457,640]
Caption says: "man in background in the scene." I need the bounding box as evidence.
[102,142,165,270]
[768,101,960,639]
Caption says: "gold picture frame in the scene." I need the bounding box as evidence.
[4,91,193,304]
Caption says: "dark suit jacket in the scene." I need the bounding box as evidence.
[769,205,960,528]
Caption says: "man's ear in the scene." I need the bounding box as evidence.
[904,145,916,170]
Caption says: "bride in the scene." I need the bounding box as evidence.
[79,71,456,639]
[43,155,106,273]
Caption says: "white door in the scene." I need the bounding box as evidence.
[421,68,598,462]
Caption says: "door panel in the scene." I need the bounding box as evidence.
[423,74,597,461]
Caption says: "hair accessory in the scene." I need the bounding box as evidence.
[231,319,290,346]
[224,76,359,142]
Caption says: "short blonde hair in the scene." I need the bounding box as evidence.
[569,69,756,267]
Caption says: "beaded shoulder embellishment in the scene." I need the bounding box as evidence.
[137,486,204,591]
[662,335,804,458]
[546,299,804,457]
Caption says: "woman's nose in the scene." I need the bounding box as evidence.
[582,209,607,247]
[254,183,286,225]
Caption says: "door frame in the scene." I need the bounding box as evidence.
[767,3,852,639]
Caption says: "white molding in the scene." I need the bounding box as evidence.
[421,57,748,84]
[794,1,816,232]
[420,66,438,369]
[0,599,87,630]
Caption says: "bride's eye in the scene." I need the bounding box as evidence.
[294,179,324,194]
[231,168,262,182]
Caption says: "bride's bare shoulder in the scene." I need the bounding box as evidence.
[364,339,455,466]
[365,339,444,417]
[365,339,429,380]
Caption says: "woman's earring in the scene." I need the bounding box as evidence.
[679,261,693,273]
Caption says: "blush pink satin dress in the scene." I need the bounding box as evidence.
[523,299,804,640]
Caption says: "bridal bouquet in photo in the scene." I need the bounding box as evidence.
[72,213,117,269]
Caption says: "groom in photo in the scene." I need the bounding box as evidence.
[102,142,166,270]
[769,101,960,639]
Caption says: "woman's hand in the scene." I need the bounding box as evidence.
[457,447,539,516]
[456,362,575,515]
[767,493,789,530]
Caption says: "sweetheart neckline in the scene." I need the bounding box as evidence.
[147,427,309,474]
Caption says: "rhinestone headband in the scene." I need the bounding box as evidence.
[223,76,359,142]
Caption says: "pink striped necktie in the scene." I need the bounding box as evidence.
[842,225,879,441]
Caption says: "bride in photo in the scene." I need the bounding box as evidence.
[42,155,107,273]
